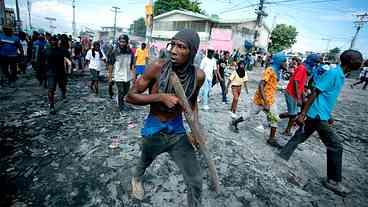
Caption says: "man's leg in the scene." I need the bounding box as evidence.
[0,60,9,86]
[362,78,368,90]
[230,104,262,132]
[9,58,17,85]
[316,121,349,196]
[116,82,124,110]
[132,134,168,200]
[58,75,67,99]
[220,80,227,103]
[47,75,57,114]
[169,135,202,207]
[1,60,11,85]
[283,93,298,135]
[108,81,114,99]
[202,80,210,109]
[279,118,316,160]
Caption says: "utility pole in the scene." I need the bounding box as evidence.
[72,0,76,38]
[111,6,121,40]
[27,0,32,31]
[350,12,368,49]
[145,0,153,49]
[253,0,267,50]
[15,0,21,31]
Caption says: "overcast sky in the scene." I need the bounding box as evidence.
[4,0,368,57]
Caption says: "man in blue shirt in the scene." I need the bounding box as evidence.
[0,25,23,87]
[280,50,363,197]
[32,33,47,88]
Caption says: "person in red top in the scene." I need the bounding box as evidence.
[279,57,307,135]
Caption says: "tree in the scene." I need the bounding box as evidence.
[268,24,298,53]
[327,47,341,62]
[129,17,146,37]
[210,14,220,20]
[154,0,203,16]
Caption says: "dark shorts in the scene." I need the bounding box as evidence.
[48,74,67,90]
[90,69,100,81]
[285,92,299,116]
[135,65,145,75]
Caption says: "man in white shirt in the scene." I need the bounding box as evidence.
[107,35,135,112]
[199,49,217,110]
[85,41,106,95]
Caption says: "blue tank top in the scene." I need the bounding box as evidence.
[141,114,186,138]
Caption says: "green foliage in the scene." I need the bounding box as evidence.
[210,14,220,20]
[326,47,341,62]
[268,24,298,53]
[129,17,146,37]
[154,0,203,16]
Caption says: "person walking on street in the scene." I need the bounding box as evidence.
[199,49,217,110]
[216,51,230,103]
[226,61,248,118]
[85,41,106,96]
[108,35,135,112]
[350,60,368,90]
[127,29,204,207]
[279,50,363,197]
[135,42,149,79]
[32,33,47,88]
[45,35,71,114]
[230,52,287,148]
[0,25,23,87]
[279,57,308,136]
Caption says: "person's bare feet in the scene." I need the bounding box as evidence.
[131,176,144,200]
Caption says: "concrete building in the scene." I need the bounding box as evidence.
[95,26,129,42]
[151,9,270,52]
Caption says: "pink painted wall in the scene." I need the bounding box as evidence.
[152,28,233,52]
[208,28,233,52]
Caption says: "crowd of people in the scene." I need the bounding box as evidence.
[1,25,367,207]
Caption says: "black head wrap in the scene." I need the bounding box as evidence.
[236,61,246,78]
[159,29,200,99]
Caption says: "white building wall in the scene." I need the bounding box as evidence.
[152,30,210,41]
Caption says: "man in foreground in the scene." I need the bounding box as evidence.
[279,50,363,197]
[126,29,204,207]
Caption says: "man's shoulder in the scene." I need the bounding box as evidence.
[146,59,166,74]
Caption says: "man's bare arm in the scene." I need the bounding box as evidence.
[126,61,162,105]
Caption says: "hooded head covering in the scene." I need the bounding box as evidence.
[271,52,287,80]
[159,29,200,100]
[304,53,321,75]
